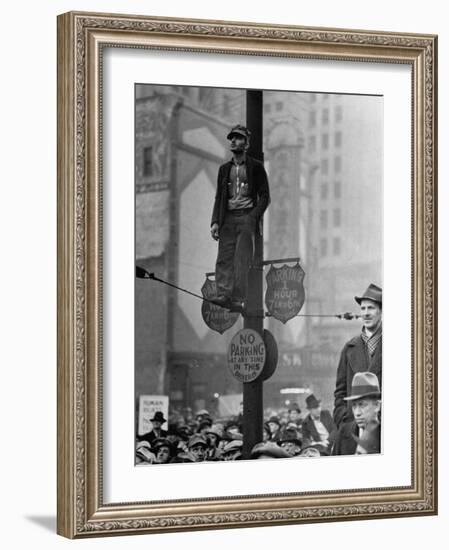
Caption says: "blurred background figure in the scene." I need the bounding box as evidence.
[301,393,336,453]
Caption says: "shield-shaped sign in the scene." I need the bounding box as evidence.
[265,263,305,323]
[201,276,239,334]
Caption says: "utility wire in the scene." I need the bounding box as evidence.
[137,267,360,320]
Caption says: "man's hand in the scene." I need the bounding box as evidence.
[211,223,219,241]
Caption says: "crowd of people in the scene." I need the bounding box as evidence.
[137,394,337,465]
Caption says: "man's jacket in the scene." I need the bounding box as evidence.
[211,155,270,229]
[333,335,382,428]
[301,409,336,449]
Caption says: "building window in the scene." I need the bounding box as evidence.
[321,158,328,175]
[334,180,341,198]
[320,210,328,230]
[333,208,341,227]
[334,156,342,172]
[320,238,328,256]
[333,237,341,255]
[143,146,153,177]
[335,131,342,147]
[323,94,329,101]
[310,94,317,103]
[320,183,328,200]
[322,133,329,150]
[309,135,316,152]
[322,108,329,124]
[335,105,343,123]
[275,101,283,112]
[309,111,316,127]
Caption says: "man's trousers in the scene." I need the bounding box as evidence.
[215,210,255,302]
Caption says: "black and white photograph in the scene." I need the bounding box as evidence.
[134,84,383,465]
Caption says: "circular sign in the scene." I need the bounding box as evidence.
[227,329,266,383]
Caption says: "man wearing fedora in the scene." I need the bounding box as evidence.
[210,124,270,310]
[301,394,336,453]
[137,411,168,445]
[333,283,382,428]
[332,372,381,456]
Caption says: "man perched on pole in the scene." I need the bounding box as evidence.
[210,124,270,310]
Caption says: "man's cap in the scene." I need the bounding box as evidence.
[187,434,208,449]
[305,394,321,409]
[222,440,243,455]
[344,372,381,401]
[136,441,155,462]
[151,437,171,450]
[250,442,291,459]
[354,283,382,306]
[225,419,240,431]
[150,411,167,423]
[205,425,223,440]
[227,124,251,140]
[267,416,281,426]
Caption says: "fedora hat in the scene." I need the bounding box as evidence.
[150,411,167,423]
[226,124,251,140]
[354,283,382,306]
[305,394,321,409]
[344,372,381,401]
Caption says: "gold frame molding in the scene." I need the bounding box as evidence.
[57,11,438,539]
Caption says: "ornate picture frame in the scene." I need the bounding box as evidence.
[57,11,437,538]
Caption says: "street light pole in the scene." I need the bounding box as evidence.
[242,90,264,459]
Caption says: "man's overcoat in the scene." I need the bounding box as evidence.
[333,335,382,427]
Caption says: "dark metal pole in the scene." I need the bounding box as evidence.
[243,90,264,459]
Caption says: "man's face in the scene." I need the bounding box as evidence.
[289,410,299,422]
[268,422,279,434]
[156,446,170,464]
[352,398,380,429]
[360,299,382,331]
[229,134,247,153]
[152,420,162,430]
[309,406,321,420]
[190,444,206,462]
